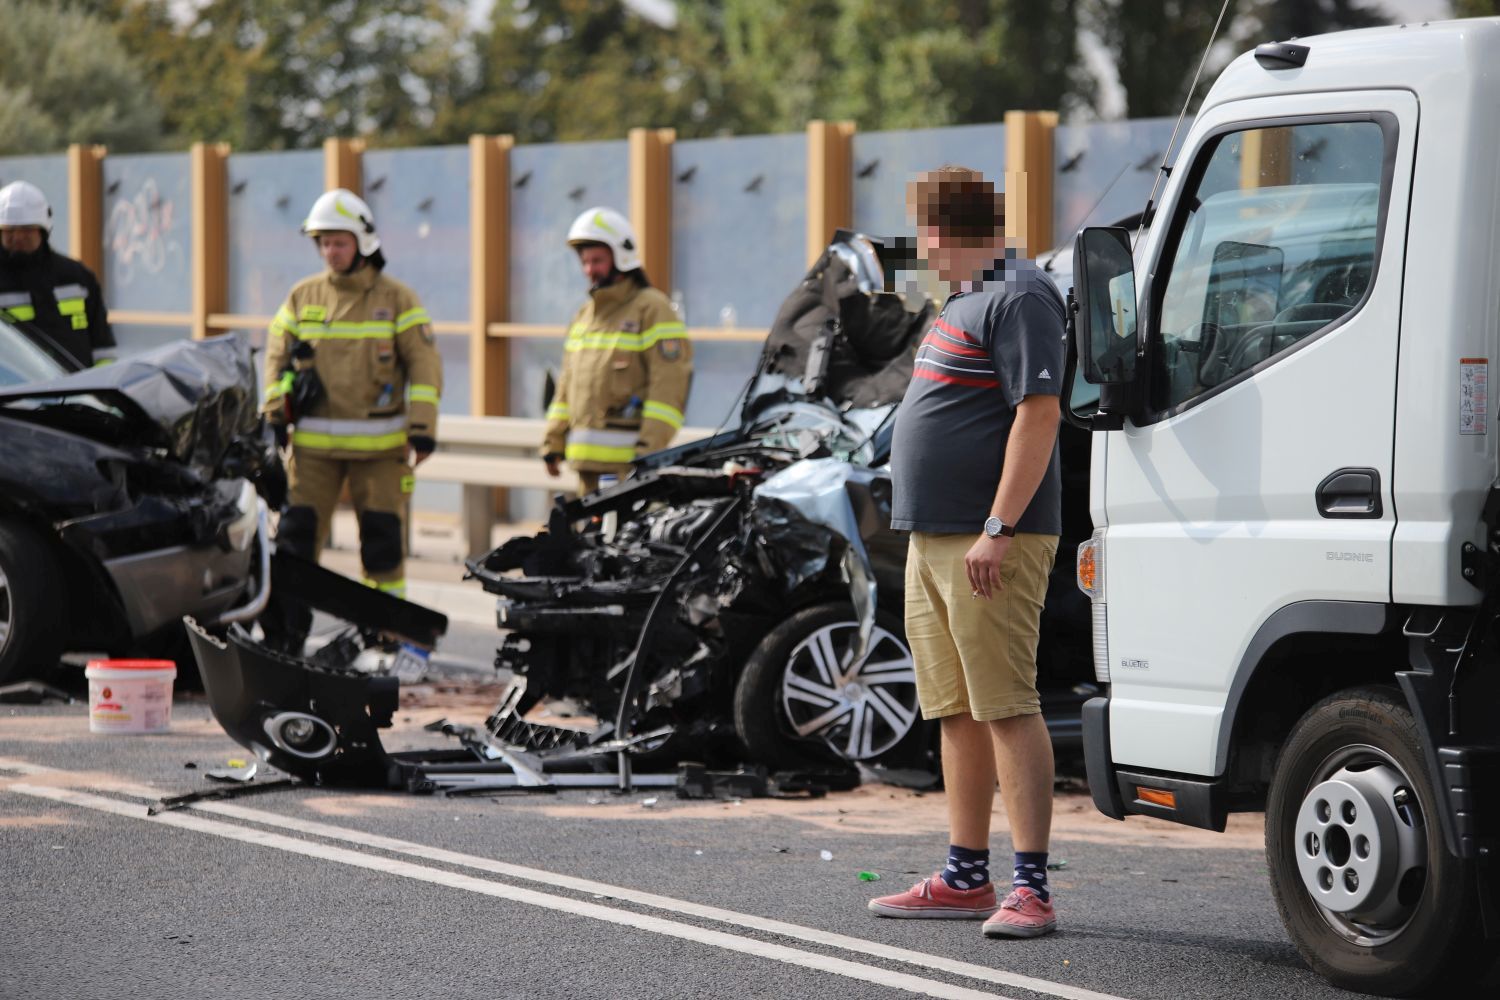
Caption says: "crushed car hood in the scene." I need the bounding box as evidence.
[746,233,933,419]
[0,333,259,470]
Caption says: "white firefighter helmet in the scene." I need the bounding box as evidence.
[567,206,641,273]
[0,181,52,232]
[302,188,380,257]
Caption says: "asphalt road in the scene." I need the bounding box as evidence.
[7,673,1492,1000]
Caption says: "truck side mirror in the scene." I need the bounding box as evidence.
[1072,227,1139,386]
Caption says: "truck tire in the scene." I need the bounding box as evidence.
[0,519,65,686]
[1265,685,1491,996]
[734,603,924,769]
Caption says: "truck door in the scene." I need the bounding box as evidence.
[1103,91,1417,776]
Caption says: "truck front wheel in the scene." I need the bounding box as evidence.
[1266,685,1490,996]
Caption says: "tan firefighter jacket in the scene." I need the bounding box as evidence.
[261,265,443,461]
[542,280,692,472]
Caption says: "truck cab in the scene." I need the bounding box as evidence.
[1066,19,1500,996]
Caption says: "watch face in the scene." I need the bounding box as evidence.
[984,516,1002,537]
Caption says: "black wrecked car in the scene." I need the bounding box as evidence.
[0,324,281,684]
[465,233,1097,772]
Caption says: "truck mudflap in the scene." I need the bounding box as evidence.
[1082,696,1125,820]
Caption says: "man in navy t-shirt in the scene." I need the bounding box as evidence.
[868,166,1067,940]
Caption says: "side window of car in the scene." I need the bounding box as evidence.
[1149,120,1388,412]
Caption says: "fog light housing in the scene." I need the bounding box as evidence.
[263,711,337,759]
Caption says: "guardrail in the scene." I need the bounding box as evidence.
[420,416,715,557]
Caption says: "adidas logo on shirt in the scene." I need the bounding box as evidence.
[1038,369,1052,380]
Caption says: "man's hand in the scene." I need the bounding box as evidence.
[408,434,435,468]
[965,534,1011,600]
[543,452,563,478]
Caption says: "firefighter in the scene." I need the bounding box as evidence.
[262,188,442,601]
[541,206,692,494]
[0,180,114,367]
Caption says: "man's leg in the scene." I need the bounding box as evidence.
[942,713,998,849]
[347,457,411,599]
[989,712,1054,853]
[869,534,1000,920]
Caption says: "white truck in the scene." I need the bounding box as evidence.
[1066,19,1499,996]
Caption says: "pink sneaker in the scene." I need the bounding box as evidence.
[982,886,1057,938]
[868,874,999,919]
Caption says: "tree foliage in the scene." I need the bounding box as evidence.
[0,0,162,154]
[108,0,469,150]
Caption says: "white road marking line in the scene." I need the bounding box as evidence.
[0,756,1131,1000]
[8,782,1004,1000]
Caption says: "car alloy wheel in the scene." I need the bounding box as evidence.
[780,620,919,761]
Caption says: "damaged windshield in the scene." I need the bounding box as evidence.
[0,319,68,387]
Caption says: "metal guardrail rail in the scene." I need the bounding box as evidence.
[421,416,714,557]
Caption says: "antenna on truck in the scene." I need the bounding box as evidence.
[1137,0,1234,245]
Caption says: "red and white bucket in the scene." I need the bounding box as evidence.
[85,659,176,734]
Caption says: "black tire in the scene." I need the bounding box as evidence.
[734,602,925,769]
[1266,685,1490,996]
[0,519,66,685]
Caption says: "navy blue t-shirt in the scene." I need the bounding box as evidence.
[890,258,1067,534]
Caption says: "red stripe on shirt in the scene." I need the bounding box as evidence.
[922,330,988,358]
[933,317,979,344]
[913,366,1000,388]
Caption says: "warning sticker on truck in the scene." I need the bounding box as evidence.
[1460,358,1487,435]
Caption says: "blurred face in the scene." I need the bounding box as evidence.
[1,226,44,254]
[316,231,359,272]
[917,225,1000,286]
[577,244,616,288]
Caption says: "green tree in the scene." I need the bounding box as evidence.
[434,0,717,143]
[1451,0,1499,15]
[0,0,162,154]
[104,0,469,150]
[1232,0,1387,45]
[1085,0,1244,119]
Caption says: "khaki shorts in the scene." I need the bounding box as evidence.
[903,531,1060,722]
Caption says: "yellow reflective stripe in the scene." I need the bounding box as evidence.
[291,430,407,451]
[565,442,636,463]
[643,321,688,344]
[270,306,298,336]
[56,297,85,316]
[395,307,430,333]
[641,400,684,429]
[362,578,407,597]
[294,321,396,341]
[407,383,439,405]
[545,402,570,421]
[400,475,415,494]
[564,321,691,353]
[4,305,36,322]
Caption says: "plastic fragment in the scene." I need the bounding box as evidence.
[858,871,881,882]
[819,849,833,861]
[642,796,659,809]
[183,762,197,770]
[586,795,603,806]
[226,758,247,768]
[694,850,704,856]
[1046,859,1068,871]
[205,761,258,783]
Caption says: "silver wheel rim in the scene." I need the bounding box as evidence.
[779,621,918,761]
[0,561,11,654]
[1293,743,1428,947]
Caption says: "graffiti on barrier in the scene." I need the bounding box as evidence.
[107,177,184,287]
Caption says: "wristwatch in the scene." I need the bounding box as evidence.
[983,516,1016,539]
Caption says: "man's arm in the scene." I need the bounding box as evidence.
[965,394,1060,599]
[82,267,115,357]
[394,300,442,467]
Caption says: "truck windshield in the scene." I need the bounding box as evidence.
[1150,120,1387,411]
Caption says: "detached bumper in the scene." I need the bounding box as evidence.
[185,619,399,787]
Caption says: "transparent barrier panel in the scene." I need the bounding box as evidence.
[227,149,325,318]
[682,339,761,429]
[1053,118,1181,244]
[510,141,628,325]
[673,132,806,329]
[852,125,1006,245]
[113,323,191,359]
[0,155,70,255]
[364,146,470,323]
[102,153,191,313]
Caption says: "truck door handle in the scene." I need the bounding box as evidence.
[1317,467,1382,518]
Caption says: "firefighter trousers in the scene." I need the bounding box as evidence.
[576,464,633,496]
[277,451,414,598]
